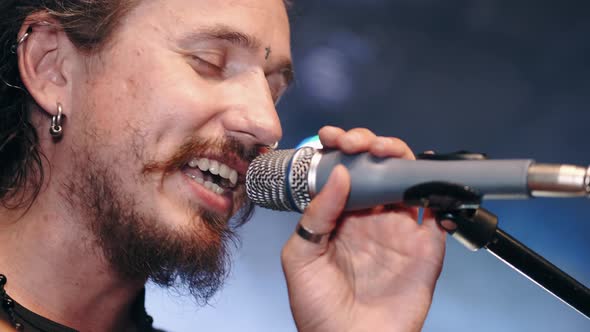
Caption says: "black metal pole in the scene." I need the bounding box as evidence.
[485,228,590,319]
[414,184,589,319]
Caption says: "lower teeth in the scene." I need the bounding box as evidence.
[187,174,224,195]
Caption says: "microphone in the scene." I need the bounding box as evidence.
[245,147,590,212]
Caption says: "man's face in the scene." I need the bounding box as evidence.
[61,0,291,298]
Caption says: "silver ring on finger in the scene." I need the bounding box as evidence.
[295,223,330,245]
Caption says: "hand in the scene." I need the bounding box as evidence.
[281,126,447,332]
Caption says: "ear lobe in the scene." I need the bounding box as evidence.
[17,19,75,117]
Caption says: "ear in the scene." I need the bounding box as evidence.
[17,14,80,118]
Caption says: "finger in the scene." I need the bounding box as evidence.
[283,165,351,261]
[298,164,349,239]
[335,128,378,154]
[369,136,415,160]
[421,208,447,234]
[318,126,346,148]
[382,203,419,220]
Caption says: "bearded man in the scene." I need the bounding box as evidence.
[0,0,446,331]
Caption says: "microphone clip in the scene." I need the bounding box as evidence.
[417,150,488,161]
[407,150,498,251]
[404,153,590,318]
[403,181,497,251]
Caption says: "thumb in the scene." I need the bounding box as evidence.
[282,165,350,266]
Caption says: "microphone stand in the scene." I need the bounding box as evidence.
[406,153,590,319]
[434,203,589,319]
[487,228,589,317]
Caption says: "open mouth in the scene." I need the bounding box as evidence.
[182,157,240,195]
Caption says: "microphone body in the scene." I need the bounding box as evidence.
[246,147,590,212]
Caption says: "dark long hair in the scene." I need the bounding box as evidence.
[0,0,293,210]
[0,0,139,209]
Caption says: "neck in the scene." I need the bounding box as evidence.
[0,192,146,332]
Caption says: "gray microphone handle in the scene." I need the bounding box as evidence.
[312,151,534,211]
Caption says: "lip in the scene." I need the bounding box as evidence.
[181,171,235,214]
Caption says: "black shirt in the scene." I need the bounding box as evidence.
[0,281,163,332]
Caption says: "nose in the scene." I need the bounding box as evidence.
[220,68,283,147]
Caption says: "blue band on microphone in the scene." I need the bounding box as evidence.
[285,152,300,212]
[296,135,323,149]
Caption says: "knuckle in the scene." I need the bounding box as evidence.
[349,127,375,137]
[318,126,345,145]
[389,137,413,153]
[319,125,340,135]
[340,128,377,147]
[388,136,408,147]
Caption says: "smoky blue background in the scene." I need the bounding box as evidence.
[146,0,590,331]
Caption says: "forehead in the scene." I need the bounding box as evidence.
[122,0,291,53]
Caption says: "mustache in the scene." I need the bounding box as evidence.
[142,136,261,175]
[141,135,258,228]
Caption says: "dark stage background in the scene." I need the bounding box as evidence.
[146,1,590,331]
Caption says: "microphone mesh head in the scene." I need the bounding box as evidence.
[288,147,315,212]
[246,149,298,211]
[246,147,316,212]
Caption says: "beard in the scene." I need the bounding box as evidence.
[60,134,258,304]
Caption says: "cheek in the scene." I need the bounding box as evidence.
[75,49,227,161]
[78,70,151,134]
[66,80,148,173]
[79,48,153,124]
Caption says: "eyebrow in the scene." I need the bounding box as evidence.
[180,24,296,87]
[180,24,262,51]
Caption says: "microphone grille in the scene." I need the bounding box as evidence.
[288,147,315,212]
[246,149,298,211]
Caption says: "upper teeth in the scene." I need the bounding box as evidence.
[188,157,238,186]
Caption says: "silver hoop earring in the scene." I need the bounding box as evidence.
[11,29,31,54]
[268,141,279,150]
[50,103,64,139]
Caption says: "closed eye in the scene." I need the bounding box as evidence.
[190,55,225,79]
[267,67,294,105]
